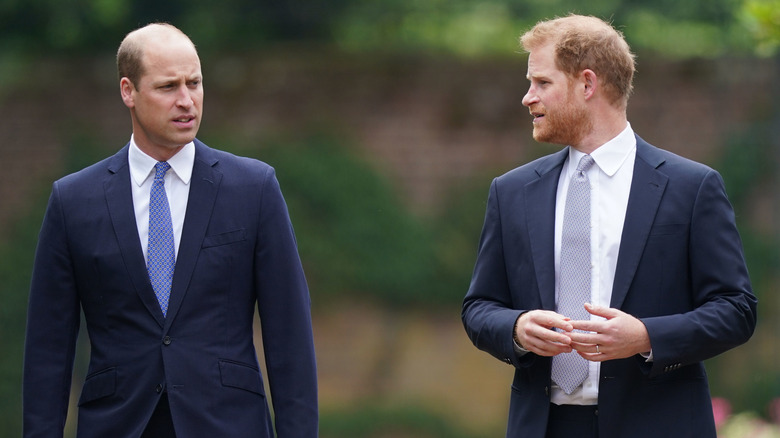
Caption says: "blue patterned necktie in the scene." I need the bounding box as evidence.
[552,154,596,394]
[147,161,175,317]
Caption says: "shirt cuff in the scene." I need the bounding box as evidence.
[513,339,530,356]
[513,313,529,356]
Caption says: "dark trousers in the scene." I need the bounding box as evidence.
[141,393,176,438]
[546,404,598,438]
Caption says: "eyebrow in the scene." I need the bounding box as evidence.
[526,73,551,81]
[152,73,202,84]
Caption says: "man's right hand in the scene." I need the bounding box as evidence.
[514,310,576,357]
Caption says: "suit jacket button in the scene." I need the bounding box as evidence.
[155,384,163,393]
[163,336,172,346]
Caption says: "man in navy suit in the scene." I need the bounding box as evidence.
[23,23,318,437]
[462,15,756,438]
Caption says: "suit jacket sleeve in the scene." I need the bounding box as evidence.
[640,169,756,376]
[462,178,527,367]
[253,168,318,436]
[23,183,81,438]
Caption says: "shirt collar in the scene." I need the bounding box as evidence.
[567,123,636,177]
[128,135,195,187]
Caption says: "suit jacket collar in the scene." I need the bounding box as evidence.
[105,145,168,326]
[165,140,222,329]
[104,140,223,329]
[525,147,568,310]
[524,136,668,311]
[610,136,668,308]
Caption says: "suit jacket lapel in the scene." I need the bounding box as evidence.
[611,137,669,309]
[165,141,222,327]
[525,148,568,310]
[104,145,166,327]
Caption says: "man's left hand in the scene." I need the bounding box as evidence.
[568,303,652,362]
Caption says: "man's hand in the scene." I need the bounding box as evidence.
[568,303,652,362]
[514,310,577,357]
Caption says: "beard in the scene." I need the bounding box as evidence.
[531,90,592,147]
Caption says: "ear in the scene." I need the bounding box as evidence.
[120,77,136,109]
[581,69,598,100]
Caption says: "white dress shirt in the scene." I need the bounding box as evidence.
[128,136,194,262]
[550,123,636,406]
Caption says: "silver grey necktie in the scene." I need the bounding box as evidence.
[551,154,595,394]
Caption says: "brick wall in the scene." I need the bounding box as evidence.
[0,52,775,234]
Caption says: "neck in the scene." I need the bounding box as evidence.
[572,112,627,154]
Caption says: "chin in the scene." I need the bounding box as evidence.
[532,130,554,144]
[172,135,196,146]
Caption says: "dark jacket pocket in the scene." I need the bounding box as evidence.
[648,223,688,236]
[78,367,116,406]
[219,359,265,396]
[202,229,246,248]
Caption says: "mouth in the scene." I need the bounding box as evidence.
[172,115,196,127]
[531,112,545,123]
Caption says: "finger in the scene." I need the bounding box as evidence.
[584,303,621,319]
[526,325,573,346]
[523,337,573,357]
[568,321,602,336]
[537,344,574,357]
[530,312,574,332]
[578,351,608,362]
[569,341,596,352]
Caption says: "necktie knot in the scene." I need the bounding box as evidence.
[576,154,595,173]
[154,162,171,180]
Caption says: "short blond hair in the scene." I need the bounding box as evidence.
[520,14,636,107]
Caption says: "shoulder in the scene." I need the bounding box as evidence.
[54,145,128,190]
[194,139,275,180]
[635,136,730,204]
[494,147,568,186]
[636,135,716,179]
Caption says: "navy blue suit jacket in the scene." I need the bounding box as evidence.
[462,136,756,438]
[24,139,318,437]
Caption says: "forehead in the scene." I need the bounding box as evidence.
[526,44,562,79]
[141,37,201,80]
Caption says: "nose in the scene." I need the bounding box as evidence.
[522,86,538,107]
[175,85,194,108]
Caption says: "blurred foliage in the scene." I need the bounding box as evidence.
[740,0,780,55]
[224,132,486,309]
[0,0,769,58]
[242,134,439,308]
[719,412,780,438]
[0,0,353,54]
[334,0,755,57]
[321,403,492,438]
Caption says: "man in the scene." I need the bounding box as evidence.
[462,15,756,438]
[23,23,318,437]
